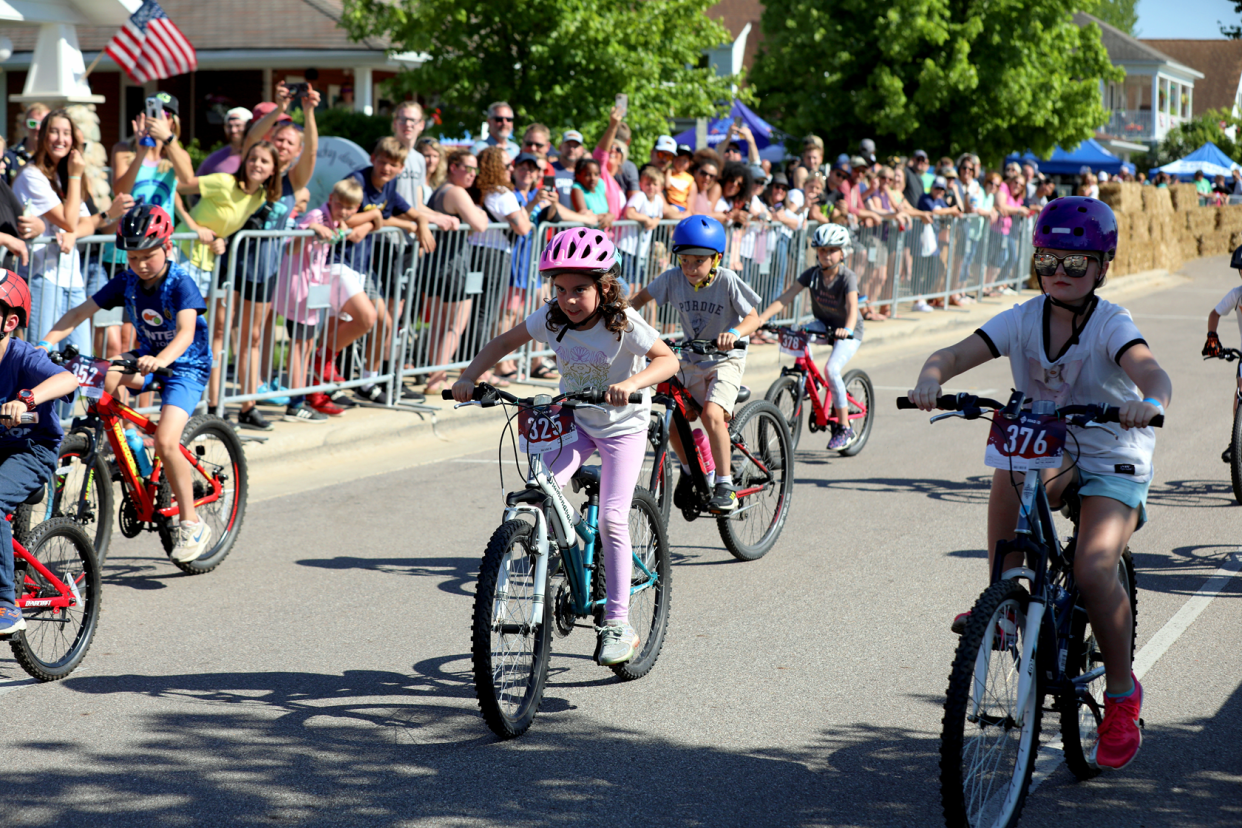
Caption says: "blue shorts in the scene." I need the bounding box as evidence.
[142,371,207,416]
[1077,469,1149,530]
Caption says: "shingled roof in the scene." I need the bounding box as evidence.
[3,0,391,53]
[1075,12,1199,75]
[1142,39,1242,116]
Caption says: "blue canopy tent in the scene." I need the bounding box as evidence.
[1152,141,1240,180]
[673,100,789,162]
[1005,139,1122,176]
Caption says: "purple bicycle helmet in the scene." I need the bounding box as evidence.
[1032,196,1118,261]
[538,227,616,273]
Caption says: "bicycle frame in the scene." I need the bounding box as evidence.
[7,530,80,615]
[781,338,867,431]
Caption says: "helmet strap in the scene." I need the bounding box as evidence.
[556,306,601,342]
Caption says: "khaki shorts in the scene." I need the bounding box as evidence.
[677,356,744,412]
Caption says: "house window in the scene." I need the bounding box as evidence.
[1158,78,1167,113]
[1183,86,1192,118]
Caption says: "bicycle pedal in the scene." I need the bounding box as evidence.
[1138,717,1145,729]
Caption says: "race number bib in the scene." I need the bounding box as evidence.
[984,411,1066,471]
[779,329,809,357]
[518,406,577,455]
[67,355,110,400]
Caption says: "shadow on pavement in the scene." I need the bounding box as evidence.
[296,555,479,597]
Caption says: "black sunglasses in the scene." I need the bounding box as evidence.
[1032,251,1101,279]
[492,115,514,122]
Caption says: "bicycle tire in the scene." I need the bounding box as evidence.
[9,517,101,681]
[160,414,249,575]
[1231,404,1242,505]
[717,400,794,561]
[941,578,1041,828]
[608,489,672,681]
[763,374,805,451]
[45,434,114,566]
[642,413,673,524]
[836,369,875,457]
[472,519,553,739]
[1060,548,1138,781]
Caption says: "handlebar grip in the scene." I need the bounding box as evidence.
[441,386,490,401]
[576,388,645,404]
[896,395,960,411]
[0,412,38,424]
[1093,406,1163,428]
[154,366,174,378]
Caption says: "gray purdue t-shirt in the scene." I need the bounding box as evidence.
[645,266,760,364]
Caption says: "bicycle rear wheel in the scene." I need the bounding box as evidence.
[160,414,249,574]
[717,400,794,561]
[941,579,1041,828]
[1231,405,1242,505]
[10,518,101,681]
[1060,548,1138,780]
[836,369,875,457]
[472,519,553,738]
[763,374,804,451]
[641,413,672,524]
[609,489,671,681]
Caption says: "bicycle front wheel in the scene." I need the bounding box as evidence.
[941,579,1041,828]
[472,519,553,739]
[10,518,102,681]
[763,374,804,451]
[836,369,875,457]
[161,414,249,574]
[1060,548,1138,780]
[1231,404,1242,505]
[717,400,794,561]
[610,489,671,681]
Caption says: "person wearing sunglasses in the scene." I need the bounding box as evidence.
[469,101,520,161]
[909,196,1170,773]
[14,104,50,173]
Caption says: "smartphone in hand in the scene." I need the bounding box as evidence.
[542,175,557,191]
[145,97,163,121]
[615,94,628,118]
[732,115,743,129]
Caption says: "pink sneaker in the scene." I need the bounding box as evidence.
[1091,673,1143,770]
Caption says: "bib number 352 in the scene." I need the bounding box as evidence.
[984,411,1066,471]
[66,355,110,400]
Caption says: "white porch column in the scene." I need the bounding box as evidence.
[355,67,373,115]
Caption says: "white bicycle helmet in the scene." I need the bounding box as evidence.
[811,223,851,250]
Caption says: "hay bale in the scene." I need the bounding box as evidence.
[1140,186,1174,214]
[1099,182,1143,214]
[1169,183,1199,212]
[1221,206,1242,234]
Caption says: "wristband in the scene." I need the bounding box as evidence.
[1142,397,1164,413]
[727,327,740,336]
[842,327,853,337]
[68,175,81,180]
[37,340,50,348]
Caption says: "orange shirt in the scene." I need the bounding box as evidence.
[665,170,693,209]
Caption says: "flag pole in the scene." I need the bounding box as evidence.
[82,52,105,80]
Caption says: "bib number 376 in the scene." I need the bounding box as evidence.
[984,411,1066,471]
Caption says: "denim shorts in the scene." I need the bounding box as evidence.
[1077,469,1150,530]
[142,371,208,416]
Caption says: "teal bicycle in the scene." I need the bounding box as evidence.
[444,384,672,738]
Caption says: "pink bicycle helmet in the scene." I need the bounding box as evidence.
[538,227,616,273]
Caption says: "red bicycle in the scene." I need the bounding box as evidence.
[34,347,248,573]
[2,413,101,682]
[761,323,875,455]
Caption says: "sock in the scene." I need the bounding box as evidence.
[179,520,201,528]
[679,461,691,474]
[1105,679,1136,700]
[718,475,733,487]
[361,369,377,391]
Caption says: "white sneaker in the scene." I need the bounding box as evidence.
[596,621,640,665]
[171,520,212,563]
[912,300,934,312]
[999,286,1019,295]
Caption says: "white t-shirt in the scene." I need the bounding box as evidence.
[395,147,427,209]
[740,195,767,259]
[977,295,1155,482]
[526,304,657,438]
[470,188,521,251]
[619,191,664,257]
[12,166,89,288]
[1214,285,1242,344]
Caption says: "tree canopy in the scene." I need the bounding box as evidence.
[750,0,1122,166]
[1137,108,1242,170]
[1084,0,1139,36]
[339,0,740,156]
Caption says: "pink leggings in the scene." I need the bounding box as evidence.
[547,427,646,623]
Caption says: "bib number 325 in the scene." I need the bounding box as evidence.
[984,411,1066,472]
[518,406,577,456]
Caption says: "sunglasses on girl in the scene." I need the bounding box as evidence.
[1032,251,1101,279]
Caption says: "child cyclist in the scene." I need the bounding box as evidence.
[629,216,762,512]
[757,222,861,449]
[0,271,79,635]
[452,227,678,665]
[41,204,215,563]
[907,196,1170,771]
[1200,243,1242,463]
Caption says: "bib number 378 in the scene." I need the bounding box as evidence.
[984,411,1066,471]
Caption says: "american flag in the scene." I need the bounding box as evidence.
[105,0,197,84]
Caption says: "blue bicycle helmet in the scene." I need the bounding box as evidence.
[671,215,726,256]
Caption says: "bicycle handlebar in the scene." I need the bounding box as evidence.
[46,344,173,378]
[896,393,1163,428]
[664,338,748,355]
[0,412,39,424]
[441,384,643,406]
[760,323,855,341]
[1206,347,1242,362]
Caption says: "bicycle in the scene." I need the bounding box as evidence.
[30,346,248,573]
[443,384,671,739]
[645,339,794,561]
[1205,346,1242,503]
[1,412,101,682]
[897,391,1161,828]
[761,323,875,454]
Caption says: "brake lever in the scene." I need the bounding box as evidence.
[929,411,966,424]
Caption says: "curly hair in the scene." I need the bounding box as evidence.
[475,145,511,196]
[543,268,631,341]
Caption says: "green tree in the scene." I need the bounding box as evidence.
[1135,108,1242,170]
[750,0,1122,166]
[339,0,740,156]
[1083,0,1139,36]
[1221,1,1242,38]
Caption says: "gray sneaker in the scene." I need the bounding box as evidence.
[284,403,328,423]
[171,520,212,563]
[596,621,640,666]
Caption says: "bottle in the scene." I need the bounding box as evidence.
[692,428,715,474]
[125,427,153,477]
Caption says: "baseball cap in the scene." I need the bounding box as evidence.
[932,176,947,190]
[849,155,867,169]
[560,130,584,145]
[252,102,293,123]
[913,149,929,161]
[860,138,876,154]
[769,172,789,187]
[654,135,677,154]
[225,106,252,122]
[676,143,693,157]
[831,161,851,173]
[151,91,179,115]
[513,152,541,167]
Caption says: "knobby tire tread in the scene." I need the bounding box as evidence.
[166,414,249,575]
[609,489,672,681]
[763,374,804,452]
[1231,405,1242,505]
[837,369,875,457]
[717,400,794,561]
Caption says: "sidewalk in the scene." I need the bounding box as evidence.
[237,267,1187,472]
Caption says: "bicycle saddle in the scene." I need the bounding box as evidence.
[570,465,601,494]
[735,386,752,404]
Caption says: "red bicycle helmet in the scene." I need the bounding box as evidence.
[0,269,31,328]
[116,203,174,251]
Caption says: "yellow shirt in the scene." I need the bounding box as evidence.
[665,170,693,209]
[176,173,266,271]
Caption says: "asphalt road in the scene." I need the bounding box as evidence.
[1,257,1239,828]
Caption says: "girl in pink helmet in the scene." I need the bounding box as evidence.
[453,227,678,665]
